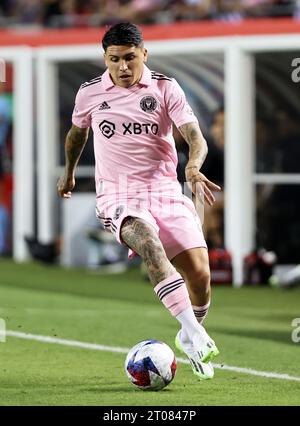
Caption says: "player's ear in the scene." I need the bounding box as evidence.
[103,52,108,67]
[143,48,148,63]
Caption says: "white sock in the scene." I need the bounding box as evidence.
[176,306,201,342]
[179,301,211,343]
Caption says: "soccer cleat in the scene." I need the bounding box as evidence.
[191,325,220,363]
[175,331,214,380]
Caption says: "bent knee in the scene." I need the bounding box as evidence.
[187,267,211,290]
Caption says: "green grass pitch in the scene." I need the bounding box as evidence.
[0,259,299,406]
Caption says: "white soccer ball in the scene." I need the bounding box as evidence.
[125,340,177,391]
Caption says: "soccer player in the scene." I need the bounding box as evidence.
[57,22,221,380]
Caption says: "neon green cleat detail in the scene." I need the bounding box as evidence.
[175,331,215,380]
[192,331,220,363]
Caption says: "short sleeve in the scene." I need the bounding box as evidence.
[72,87,91,128]
[165,78,198,128]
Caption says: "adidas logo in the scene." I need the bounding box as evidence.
[99,101,110,110]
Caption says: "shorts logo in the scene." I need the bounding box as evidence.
[99,120,115,139]
[140,96,157,113]
[114,205,124,220]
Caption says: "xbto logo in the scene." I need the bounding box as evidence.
[99,121,159,138]
[122,122,158,135]
[99,120,115,139]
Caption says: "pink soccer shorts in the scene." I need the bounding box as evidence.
[96,190,207,261]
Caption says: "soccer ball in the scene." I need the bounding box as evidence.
[125,340,177,391]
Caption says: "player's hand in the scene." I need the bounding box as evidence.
[185,166,221,206]
[57,174,75,198]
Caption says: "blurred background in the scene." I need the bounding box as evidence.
[0,1,299,27]
[1,0,300,287]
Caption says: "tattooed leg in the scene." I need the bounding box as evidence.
[120,217,176,286]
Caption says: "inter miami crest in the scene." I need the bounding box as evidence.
[140,96,157,113]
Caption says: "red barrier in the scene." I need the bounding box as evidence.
[0,18,299,47]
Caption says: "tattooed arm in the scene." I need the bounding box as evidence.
[178,122,208,170]
[57,124,89,198]
[178,122,221,206]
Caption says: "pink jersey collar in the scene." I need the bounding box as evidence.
[139,65,152,87]
[102,64,152,91]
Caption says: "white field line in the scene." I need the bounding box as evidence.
[6,330,300,383]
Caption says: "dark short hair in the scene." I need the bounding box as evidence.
[102,22,144,51]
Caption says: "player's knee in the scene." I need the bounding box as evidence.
[187,266,211,292]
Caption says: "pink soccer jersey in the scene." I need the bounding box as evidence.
[72,65,198,194]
